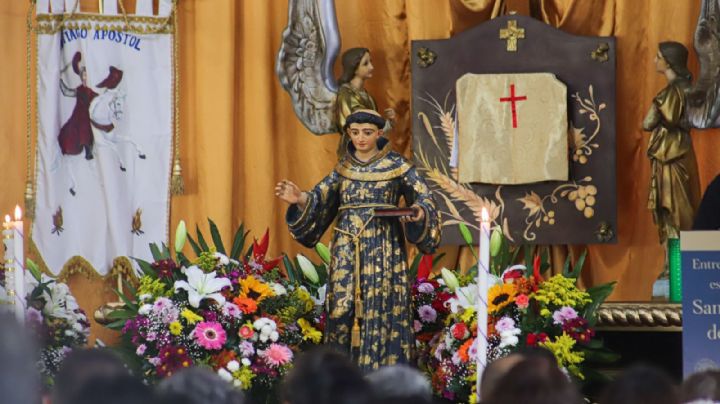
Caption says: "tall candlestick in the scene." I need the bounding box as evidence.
[2,215,17,315]
[476,207,490,401]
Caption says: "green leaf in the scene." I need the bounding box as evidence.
[106,309,134,320]
[564,249,587,279]
[208,218,226,254]
[26,259,43,282]
[431,252,446,269]
[579,346,621,363]
[195,225,209,251]
[187,234,202,256]
[408,253,423,281]
[113,288,138,311]
[282,254,297,283]
[176,251,191,267]
[583,281,616,326]
[149,243,165,261]
[230,224,248,259]
[105,319,130,330]
[135,258,157,278]
[315,262,328,285]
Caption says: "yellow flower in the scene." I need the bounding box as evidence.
[540,333,585,379]
[540,308,551,317]
[137,276,171,298]
[169,321,183,335]
[297,318,322,343]
[460,307,476,324]
[238,276,274,302]
[233,367,255,390]
[488,283,517,314]
[532,274,592,309]
[295,287,315,312]
[181,308,203,324]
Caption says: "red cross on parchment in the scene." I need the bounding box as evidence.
[499,84,527,128]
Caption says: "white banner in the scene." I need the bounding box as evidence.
[32,15,173,276]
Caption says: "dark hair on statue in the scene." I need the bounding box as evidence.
[343,110,385,132]
[659,41,692,82]
[339,47,369,85]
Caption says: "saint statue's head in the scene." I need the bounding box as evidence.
[658,41,692,81]
[339,47,372,85]
[344,109,385,154]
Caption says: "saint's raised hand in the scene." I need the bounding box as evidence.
[274,180,304,205]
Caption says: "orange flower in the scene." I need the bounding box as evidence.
[233,296,258,314]
[458,338,474,363]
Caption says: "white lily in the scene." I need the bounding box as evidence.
[174,265,232,308]
[297,254,319,284]
[446,283,478,314]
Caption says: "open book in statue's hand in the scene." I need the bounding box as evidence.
[373,207,418,217]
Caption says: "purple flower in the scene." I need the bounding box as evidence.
[552,306,578,325]
[222,302,242,319]
[153,297,172,312]
[413,320,423,332]
[418,305,437,323]
[495,316,516,333]
[417,282,435,294]
[148,357,161,366]
[146,331,157,341]
[26,307,43,325]
[136,344,147,356]
[239,341,255,357]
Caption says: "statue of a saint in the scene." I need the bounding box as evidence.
[275,110,440,372]
[336,48,395,157]
[642,41,701,244]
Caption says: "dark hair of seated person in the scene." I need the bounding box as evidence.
[681,369,720,402]
[67,374,154,404]
[52,348,130,404]
[693,174,720,230]
[599,364,679,404]
[483,356,583,404]
[280,346,372,404]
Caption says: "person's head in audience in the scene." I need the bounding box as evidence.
[483,356,583,404]
[681,370,720,402]
[52,348,129,404]
[366,364,432,403]
[0,311,40,404]
[281,346,371,404]
[156,367,245,404]
[599,364,679,404]
[67,374,153,404]
[481,347,558,400]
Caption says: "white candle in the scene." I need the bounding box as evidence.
[476,207,490,401]
[12,206,25,323]
[2,215,16,314]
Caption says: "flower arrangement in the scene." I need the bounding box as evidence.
[413,225,616,403]
[107,220,327,401]
[23,260,90,385]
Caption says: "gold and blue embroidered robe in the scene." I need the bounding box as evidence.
[286,139,441,372]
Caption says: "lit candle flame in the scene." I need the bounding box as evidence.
[14,205,22,221]
[4,214,10,224]
[481,207,489,222]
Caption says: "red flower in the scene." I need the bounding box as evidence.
[451,323,469,340]
[243,229,282,274]
[502,268,524,283]
[532,255,544,283]
[152,259,179,279]
[526,332,549,346]
[515,294,530,309]
[156,346,192,378]
[417,254,433,280]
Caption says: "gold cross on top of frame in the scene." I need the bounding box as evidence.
[499,20,525,52]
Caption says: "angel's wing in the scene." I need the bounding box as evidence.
[687,0,720,128]
[276,0,341,135]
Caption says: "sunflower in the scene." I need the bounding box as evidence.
[488,283,518,314]
[238,275,274,302]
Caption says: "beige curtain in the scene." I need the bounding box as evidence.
[1,0,719,343]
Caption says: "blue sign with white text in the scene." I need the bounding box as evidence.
[682,250,720,377]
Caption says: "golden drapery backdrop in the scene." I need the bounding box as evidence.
[1,0,720,343]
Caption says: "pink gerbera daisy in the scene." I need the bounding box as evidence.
[194,321,227,350]
[261,343,293,367]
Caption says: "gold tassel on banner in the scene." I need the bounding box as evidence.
[351,318,361,348]
[170,158,184,196]
[24,181,35,219]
